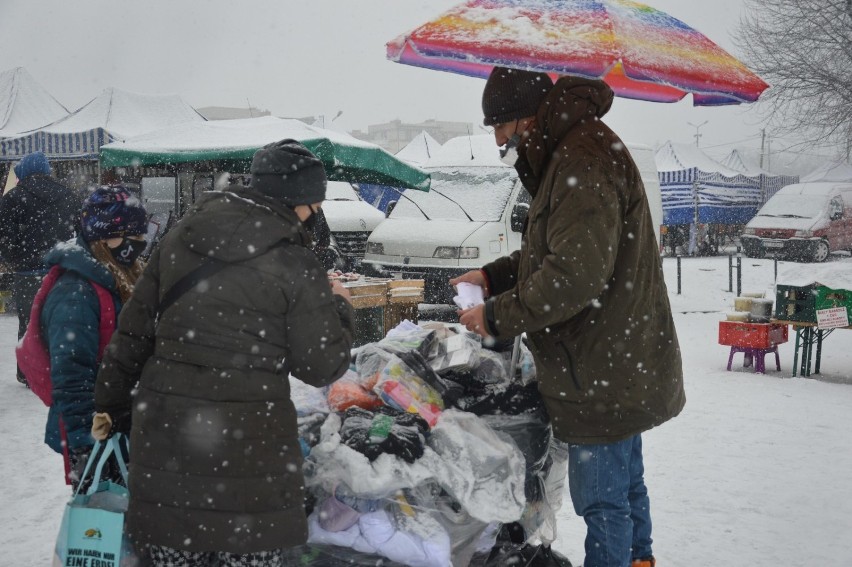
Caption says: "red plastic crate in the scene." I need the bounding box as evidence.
[718,321,789,348]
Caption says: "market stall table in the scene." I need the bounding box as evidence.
[770,319,852,378]
[773,281,852,377]
[343,278,425,346]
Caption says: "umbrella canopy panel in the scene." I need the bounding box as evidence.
[388,0,768,106]
[99,116,430,191]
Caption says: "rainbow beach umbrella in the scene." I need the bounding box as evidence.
[387,0,768,106]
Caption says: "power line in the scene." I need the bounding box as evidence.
[700,135,764,150]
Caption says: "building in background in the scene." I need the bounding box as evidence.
[350,119,473,153]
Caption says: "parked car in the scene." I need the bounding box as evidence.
[322,181,386,271]
[362,136,662,303]
[741,182,852,262]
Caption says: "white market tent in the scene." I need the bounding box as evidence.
[720,149,764,176]
[656,141,764,225]
[0,67,69,139]
[800,161,852,183]
[721,149,798,203]
[0,87,205,161]
[423,133,505,168]
[395,130,442,165]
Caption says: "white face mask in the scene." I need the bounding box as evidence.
[499,134,521,166]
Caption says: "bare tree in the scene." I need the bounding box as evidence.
[736,0,852,157]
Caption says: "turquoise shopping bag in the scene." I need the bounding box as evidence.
[54,435,130,567]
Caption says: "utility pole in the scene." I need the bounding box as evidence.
[759,129,766,170]
[847,130,851,162]
[688,121,708,147]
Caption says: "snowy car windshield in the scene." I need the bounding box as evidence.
[757,194,828,219]
[388,167,517,221]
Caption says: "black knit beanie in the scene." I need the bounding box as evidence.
[249,139,327,206]
[482,67,554,127]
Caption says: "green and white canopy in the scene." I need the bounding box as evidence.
[100,116,430,191]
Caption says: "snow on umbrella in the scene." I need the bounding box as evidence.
[387,0,769,106]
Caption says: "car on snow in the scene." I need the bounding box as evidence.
[740,182,852,262]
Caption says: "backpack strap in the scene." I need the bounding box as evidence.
[156,256,229,321]
[89,281,117,362]
[156,239,291,321]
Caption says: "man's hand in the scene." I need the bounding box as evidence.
[330,280,352,302]
[449,270,486,290]
[458,304,491,339]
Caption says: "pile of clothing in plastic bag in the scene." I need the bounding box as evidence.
[290,320,572,567]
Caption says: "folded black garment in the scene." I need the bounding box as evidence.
[338,405,430,464]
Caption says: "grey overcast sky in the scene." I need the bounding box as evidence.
[0,0,795,156]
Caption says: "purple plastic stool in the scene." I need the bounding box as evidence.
[727,345,780,373]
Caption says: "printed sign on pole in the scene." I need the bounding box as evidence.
[816,307,850,329]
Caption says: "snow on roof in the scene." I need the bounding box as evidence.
[424,134,509,168]
[778,258,852,291]
[396,130,442,165]
[722,149,768,176]
[655,141,742,176]
[104,115,377,153]
[34,87,205,139]
[0,67,68,137]
[800,161,852,183]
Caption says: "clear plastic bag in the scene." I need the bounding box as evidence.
[427,409,527,524]
[373,354,445,427]
[524,437,570,545]
[378,328,438,359]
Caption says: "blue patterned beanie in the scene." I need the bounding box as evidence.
[80,186,148,242]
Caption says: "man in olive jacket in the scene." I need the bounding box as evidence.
[93,140,354,566]
[453,68,685,567]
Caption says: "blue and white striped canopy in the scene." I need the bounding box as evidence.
[0,128,112,161]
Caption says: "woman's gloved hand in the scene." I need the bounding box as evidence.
[91,413,113,441]
[91,409,131,441]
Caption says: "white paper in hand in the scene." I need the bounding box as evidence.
[453,282,485,309]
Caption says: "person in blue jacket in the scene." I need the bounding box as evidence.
[41,186,148,489]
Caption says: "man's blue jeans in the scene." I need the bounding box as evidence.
[563,434,653,567]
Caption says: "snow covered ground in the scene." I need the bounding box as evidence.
[2,255,852,565]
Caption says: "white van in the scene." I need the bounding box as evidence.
[741,182,852,262]
[322,181,386,270]
[362,135,662,303]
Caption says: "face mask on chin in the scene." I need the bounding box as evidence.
[109,237,146,267]
[499,133,521,166]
